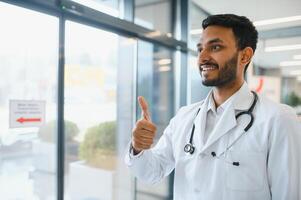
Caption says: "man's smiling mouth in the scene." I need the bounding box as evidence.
[200,64,218,71]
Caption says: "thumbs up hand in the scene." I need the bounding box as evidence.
[138,96,151,122]
[131,96,157,155]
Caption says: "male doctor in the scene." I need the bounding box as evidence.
[125,14,301,200]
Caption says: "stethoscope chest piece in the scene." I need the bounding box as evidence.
[184,143,195,154]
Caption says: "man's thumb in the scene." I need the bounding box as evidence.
[138,96,151,121]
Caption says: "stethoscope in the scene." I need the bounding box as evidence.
[184,91,258,166]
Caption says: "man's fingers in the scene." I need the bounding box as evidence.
[132,139,152,150]
[136,137,153,144]
[138,96,151,121]
[133,129,155,139]
[135,119,157,132]
[132,100,157,151]
[138,96,148,112]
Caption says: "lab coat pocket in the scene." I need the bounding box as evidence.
[226,151,265,191]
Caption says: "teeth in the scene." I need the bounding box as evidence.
[201,65,216,71]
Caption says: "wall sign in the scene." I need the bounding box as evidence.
[9,100,46,128]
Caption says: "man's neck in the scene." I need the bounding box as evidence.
[212,80,244,108]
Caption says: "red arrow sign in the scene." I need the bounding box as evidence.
[255,77,264,93]
[17,117,41,123]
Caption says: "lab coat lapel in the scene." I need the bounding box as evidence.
[200,103,237,153]
[226,84,255,147]
[199,82,254,153]
[193,98,209,151]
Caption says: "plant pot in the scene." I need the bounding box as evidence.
[32,140,56,173]
[67,160,116,200]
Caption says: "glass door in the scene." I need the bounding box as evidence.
[64,20,136,200]
[0,2,58,200]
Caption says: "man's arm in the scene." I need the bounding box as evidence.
[267,108,301,200]
[124,96,176,184]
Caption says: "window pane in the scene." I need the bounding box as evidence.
[64,20,135,200]
[71,0,120,17]
[136,40,175,200]
[135,0,172,35]
[0,2,58,200]
[188,54,211,103]
[188,1,208,49]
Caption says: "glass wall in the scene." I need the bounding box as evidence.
[135,41,175,200]
[188,1,208,49]
[64,20,136,200]
[188,54,211,104]
[71,0,120,17]
[187,1,210,104]
[1,0,300,199]
[0,0,179,198]
[135,0,172,35]
[0,2,58,199]
[0,0,179,199]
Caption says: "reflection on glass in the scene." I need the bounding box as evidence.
[188,1,208,49]
[64,21,134,200]
[136,40,175,200]
[135,0,172,35]
[0,2,58,200]
[71,0,119,17]
[188,54,211,103]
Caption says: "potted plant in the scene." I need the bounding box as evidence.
[284,92,301,107]
[68,121,117,200]
[33,120,79,173]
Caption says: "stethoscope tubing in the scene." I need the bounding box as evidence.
[184,91,258,155]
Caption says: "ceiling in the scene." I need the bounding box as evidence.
[192,0,301,77]
[193,0,301,22]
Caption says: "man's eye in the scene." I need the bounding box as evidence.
[212,45,221,51]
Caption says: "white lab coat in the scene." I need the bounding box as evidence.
[125,83,301,200]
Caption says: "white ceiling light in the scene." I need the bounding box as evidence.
[158,59,171,65]
[159,66,171,72]
[190,29,203,35]
[293,55,301,60]
[254,15,301,26]
[280,60,301,67]
[166,33,172,38]
[145,31,161,38]
[289,70,301,76]
[265,44,301,52]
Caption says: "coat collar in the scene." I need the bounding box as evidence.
[199,82,254,154]
[205,82,253,113]
[230,82,254,111]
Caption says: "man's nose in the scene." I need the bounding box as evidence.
[198,49,210,64]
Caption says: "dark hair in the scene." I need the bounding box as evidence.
[202,14,258,74]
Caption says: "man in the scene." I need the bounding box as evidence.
[125,14,301,200]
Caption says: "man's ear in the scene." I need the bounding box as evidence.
[240,47,254,66]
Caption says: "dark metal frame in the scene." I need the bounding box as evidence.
[0,0,189,199]
[57,4,65,200]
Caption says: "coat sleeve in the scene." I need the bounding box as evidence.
[124,113,178,185]
[267,107,301,200]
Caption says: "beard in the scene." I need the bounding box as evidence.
[200,53,238,87]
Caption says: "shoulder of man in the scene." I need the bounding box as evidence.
[257,94,298,121]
